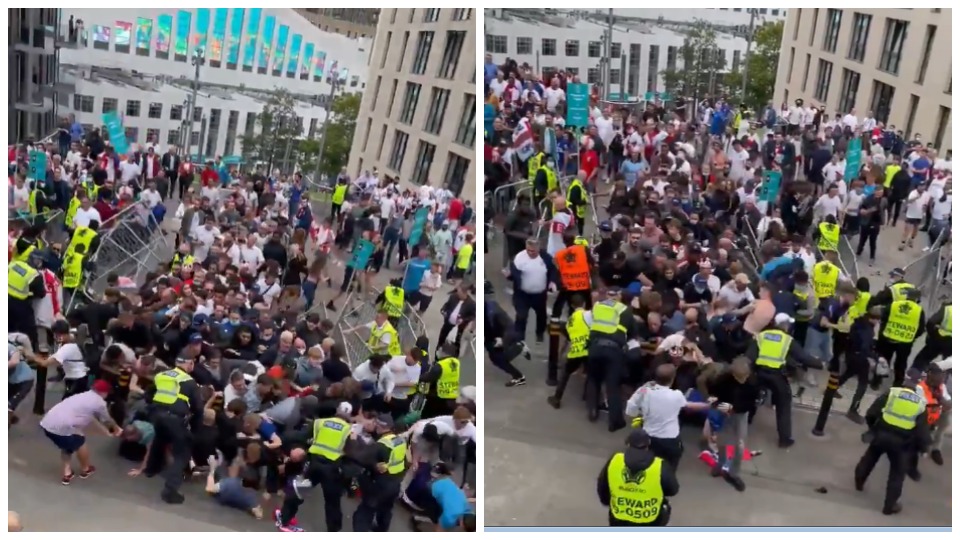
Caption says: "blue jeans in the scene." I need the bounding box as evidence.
[804,327,832,364]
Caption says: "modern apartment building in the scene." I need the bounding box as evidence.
[294,9,379,39]
[774,8,952,151]
[9,8,76,143]
[348,8,476,196]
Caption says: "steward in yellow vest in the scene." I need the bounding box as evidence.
[419,343,462,418]
[535,163,559,198]
[869,269,917,310]
[65,223,99,260]
[599,430,678,527]
[149,358,203,503]
[816,218,841,253]
[548,296,591,409]
[379,282,405,321]
[912,303,952,372]
[527,150,545,186]
[812,260,841,300]
[454,238,474,275]
[348,311,403,357]
[566,176,589,225]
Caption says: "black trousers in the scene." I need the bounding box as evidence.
[437,321,466,354]
[585,344,626,429]
[513,290,548,340]
[144,410,193,496]
[553,355,588,402]
[831,332,850,373]
[911,335,951,372]
[487,346,523,379]
[551,288,593,319]
[838,353,871,414]
[876,337,914,387]
[649,436,684,472]
[855,432,908,513]
[280,457,344,531]
[793,320,810,349]
[753,368,793,443]
[856,225,881,259]
[353,478,402,532]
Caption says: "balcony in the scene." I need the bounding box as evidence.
[38,80,75,99]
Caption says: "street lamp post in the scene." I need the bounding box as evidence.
[185,46,205,158]
[741,9,757,103]
[312,66,341,186]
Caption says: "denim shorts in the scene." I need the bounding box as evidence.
[43,428,86,454]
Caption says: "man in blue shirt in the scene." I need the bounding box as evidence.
[909,148,931,187]
[8,337,36,425]
[484,53,498,85]
[411,462,475,531]
[403,251,432,303]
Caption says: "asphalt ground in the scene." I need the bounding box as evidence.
[483,207,952,527]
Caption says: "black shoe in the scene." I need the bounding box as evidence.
[854,478,865,491]
[907,469,921,482]
[161,491,185,504]
[834,391,843,400]
[598,402,609,412]
[931,449,944,466]
[547,396,561,409]
[505,377,526,387]
[882,502,903,515]
[778,439,795,449]
[545,377,558,387]
[608,420,626,433]
[722,471,746,492]
[535,335,545,344]
[587,408,599,422]
[846,410,865,425]
[325,301,335,311]
[710,465,723,478]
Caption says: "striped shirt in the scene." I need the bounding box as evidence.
[39,391,110,437]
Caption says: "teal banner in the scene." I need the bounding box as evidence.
[407,206,430,248]
[103,111,129,155]
[28,150,47,182]
[844,138,862,182]
[566,83,590,127]
[483,103,495,138]
[760,170,782,203]
[348,239,376,270]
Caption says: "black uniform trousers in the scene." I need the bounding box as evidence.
[911,334,950,372]
[553,354,589,402]
[855,430,909,513]
[876,337,915,387]
[353,475,403,532]
[144,408,193,496]
[752,367,793,444]
[513,290,548,340]
[550,288,593,319]
[838,353,871,414]
[279,456,344,531]
[585,342,626,430]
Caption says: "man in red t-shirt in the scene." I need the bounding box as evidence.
[447,198,464,224]
[580,141,599,188]
[200,160,218,188]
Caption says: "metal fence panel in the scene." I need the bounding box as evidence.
[903,230,950,311]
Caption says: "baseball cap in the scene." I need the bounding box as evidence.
[693,275,708,288]
[375,414,395,430]
[774,313,795,325]
[626,430,651,449]
[734,273,751,285]
[92,379,113,394]
[188,333,203,344]
[193,313,209,326]
[720,313,738,324]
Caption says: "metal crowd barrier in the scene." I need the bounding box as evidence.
[8,208,66,247]
[69,202,171,311]
[902,228,950,311]
[332,285,426,368]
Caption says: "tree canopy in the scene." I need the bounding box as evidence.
[239,88,303,172]
[724,20,783,111]
[659,20,728,101]
[300,92,361,178]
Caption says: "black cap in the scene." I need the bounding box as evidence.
[625,430,651,449]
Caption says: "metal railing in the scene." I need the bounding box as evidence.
[331,285,426,368]
[903,228,951,311]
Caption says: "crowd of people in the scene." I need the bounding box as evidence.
[483,59,951,525]
[8,131,477,532]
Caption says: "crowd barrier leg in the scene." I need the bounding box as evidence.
[547,319,562,386]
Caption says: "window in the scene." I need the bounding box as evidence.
[146,128,160,144]
[933,106,950,150]
[588,41,601,58]
[443,153,470,196]
[904,94,919,138]
[452,8,472,21]
[916,24,936,84]
[424,87,450,135]
[646,45,659,93]
[610,69,621,86]
[814,59,833,102]
[566,67,579,75]
[167,130,179,145]
[838,69,860,114]
[411,141,436,185]
[801,54,811,92]
[146,102,162,119]
[772,9,780,16]
[822,10,842,53]
[244,112,257,141]
[423,8,440,23]
[565,40,579,57]
[102,97,118,113]
[437,31,465,80]
[193,107,203,122]
[734,49,744,74]
[869,80,896,124]
[388,130,409,172]
[610,42,621,58]
[847,13,871,63]
[541,67,557,80]
[387,79,399,117]
[809,9,820,46]
[878,18,909,75]
[190,131,199,146]
[397,32,410,72]
[381,32,392,69]
[758,8,768,15]
[516,37,532,55]
[412,31,434,75]
[793,8,802,40]
[587,68,600,84]
[485,34,507,54]
[170,105,183,121]
[455,93,475,148]
[72,94,94,113]
[666,46,677,71]
[542,38,556,56]
[399,82,422,124]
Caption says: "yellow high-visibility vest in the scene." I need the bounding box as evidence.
[309,417,351,461]
[435,356,461,399]
[881,300,921,343]
[606,453,664,524]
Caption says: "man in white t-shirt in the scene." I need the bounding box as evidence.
[543,79,566,114]
[489,72,507,99]
[141,182,163,209]
[238,235,265,273]
[901,183,931,250]
[814,184,844,221]
[727,140,750,183]
[118,154,142,186]
[385,350,422,406]
[821,154,845,188]
[72,198,102,228]
[841,109,859,132]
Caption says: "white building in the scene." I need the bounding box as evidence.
[58,8,370,158]
[484,10,750,98]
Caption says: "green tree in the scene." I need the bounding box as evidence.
[724,21,784,111]
[659,20,727,101]
[239,88,303,172]
[300,92,362,178]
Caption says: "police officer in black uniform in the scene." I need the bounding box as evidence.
[143,356,204,504]
[586,288,639,432]
[854,370,931,515]
[353,415,407,532]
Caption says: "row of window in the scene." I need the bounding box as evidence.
[376,29,468,82]
[486,35,625,58]
[377,135,470,193]
[388,81,475,149]
[385,7,472,25]
[797,9,937,81]
[718,8,784,16]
